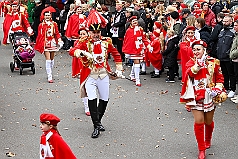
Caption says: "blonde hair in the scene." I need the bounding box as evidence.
[167,30,175,36]
[186,16,196,26]
[70,4,75,11]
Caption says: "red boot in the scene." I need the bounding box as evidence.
[205,121,214,149]
[194,123,206,159]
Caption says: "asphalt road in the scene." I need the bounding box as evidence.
[0,17,237,159]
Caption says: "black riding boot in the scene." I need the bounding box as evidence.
[88,99,100,138]
[97,99,108,131]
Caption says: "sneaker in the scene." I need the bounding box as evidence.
[165,79,175,83]
[227,90,235,98]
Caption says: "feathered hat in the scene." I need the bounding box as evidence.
[86,8,108,31]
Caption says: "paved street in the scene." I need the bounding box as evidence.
[0,17,237,159]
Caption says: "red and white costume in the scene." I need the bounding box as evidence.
[65,13,86,40]
[122,24,149,85]
[2,6,32,45]
[34,20,62,53]
[180,57,224,112]
[178,37,196,83]
[147,30,163,75]
[40,113,76,159]
[34,9,63,83]
[69,37,122,99]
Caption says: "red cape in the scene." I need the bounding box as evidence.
[148,39,162,70]
[46,130,77,159]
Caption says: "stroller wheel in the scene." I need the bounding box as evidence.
[10,62,14,72]
[32,66,35,74]
[19,67,23,75]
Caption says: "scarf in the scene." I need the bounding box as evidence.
[40,130,54,159]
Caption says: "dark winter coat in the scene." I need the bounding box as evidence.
[163,35,180,67]
[217,26,235,61]
[199,25,212,44]
[113,10,127,38]
[209,21,223,58]
[32,4,45,36]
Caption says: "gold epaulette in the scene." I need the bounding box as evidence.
[102,37,112,44]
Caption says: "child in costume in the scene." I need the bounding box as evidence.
[69,27,90,116]
[40,113,77,159]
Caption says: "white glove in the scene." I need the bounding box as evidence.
[206,88,217,98]
[149,47,153,53]
[81,51,93,59]
[58,41,64,49]
[115,70,125,78]
[27,27,33,35]
[74,49,81,58]
[197,53,207,66]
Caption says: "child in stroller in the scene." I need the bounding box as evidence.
[10,32,36,75]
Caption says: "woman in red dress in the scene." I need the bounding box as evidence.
[180,40,226,159]
[122,16,149,86]
[34,9,63,83]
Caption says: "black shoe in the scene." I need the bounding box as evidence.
[178,77,182,80]
[98,125,105,131]
[91,128,100,138]
[150,71,155,74]
[139,71,146,75]
[151,74,160,78]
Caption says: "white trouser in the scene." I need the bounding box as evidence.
[85,76,109,101]
[82,97,89,113]
[46,60,52,80]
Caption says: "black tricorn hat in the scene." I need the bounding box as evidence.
[89,24,101,31]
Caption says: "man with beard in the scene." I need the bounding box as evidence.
[216,15,236,98]
[69,20,124,138]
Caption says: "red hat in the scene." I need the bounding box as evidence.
[40,113,60,126]
[154,21,162,29]
[193,2,201,8]
[11,1,18,6]
[129,16,138,22]
[153,29,160,37]
[191,40,207,48]
[183,26,196,33]
[40,6,56,22]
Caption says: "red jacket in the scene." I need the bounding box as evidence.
[65,14,86,39]
[69,37,122,87]
[34,21,61,54]
[122,26,149,55]
[180,57,224,103]
[2,12,31,44]
[202,8,216,28]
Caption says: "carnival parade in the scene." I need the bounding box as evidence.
[0,0,238,158]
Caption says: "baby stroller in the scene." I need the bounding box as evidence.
[9,32,35,75]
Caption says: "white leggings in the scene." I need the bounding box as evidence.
[85,76,109,101]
